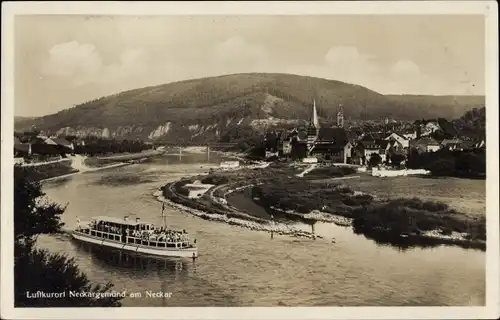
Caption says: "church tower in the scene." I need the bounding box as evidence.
[337,104,344,128]
[307,99,319,152]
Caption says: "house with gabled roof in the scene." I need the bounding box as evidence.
[308,127,349,162]
[410,137,441,153]
[441,138,466,151]
[421,122,442,137]
[399,128,417,140]
[14,136,31,158]
[384,132,409,149]
[355,138,391,164]
[52,138,74,151]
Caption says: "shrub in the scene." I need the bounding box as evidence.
[390,153,406,167]
[201,175,230,185]
[173,180,192,196]
[342,194,374,206]
[368,154,382,168]
[350,197,485,243]
[428,158,456,176]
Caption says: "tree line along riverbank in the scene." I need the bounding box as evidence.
[15,154,144,182]
[17,160,79,182]
[161,163,486,251]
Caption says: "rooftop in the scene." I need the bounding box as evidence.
[359,139,389,150]
[441,138,463,145]
[52,138,73,147]
[317,128,348,146]
[91,215,149,226]
[411,138,440,146]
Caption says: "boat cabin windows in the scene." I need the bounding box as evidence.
[86,217,194,249]
[137,223,154,231]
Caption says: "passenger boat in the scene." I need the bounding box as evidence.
[71,215,198,258]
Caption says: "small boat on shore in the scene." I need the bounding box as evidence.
[71,215,198,258]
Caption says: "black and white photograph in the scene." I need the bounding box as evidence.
[1,1,499,319]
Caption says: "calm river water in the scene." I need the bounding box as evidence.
[38,154,485,307]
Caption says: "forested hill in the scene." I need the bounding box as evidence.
[14,73,485,142]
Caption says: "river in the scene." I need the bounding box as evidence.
[37,154,485,307]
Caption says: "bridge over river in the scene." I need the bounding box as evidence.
[155,143,239,161]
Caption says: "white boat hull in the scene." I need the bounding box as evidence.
[71,231,198,258]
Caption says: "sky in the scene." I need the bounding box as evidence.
[14,15,485,117]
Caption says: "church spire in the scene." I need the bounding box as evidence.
[311,99,319,128]
[337,104,344,128]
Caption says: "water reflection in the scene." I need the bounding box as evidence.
[351,228,486,251]
[71,240,193,278]
[69,239,241,307]
[38,158,485,306]
[93,172,156,187]
[42,176,74,187]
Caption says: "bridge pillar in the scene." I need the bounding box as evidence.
[207,145,210,162]
[179,146,182,161]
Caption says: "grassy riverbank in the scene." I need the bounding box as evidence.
[17,161,78,182]
[339,175,485,216]
[251,177,485,250]
[301,166,357,179]
[84,156,130,168]
[161,162,485,250]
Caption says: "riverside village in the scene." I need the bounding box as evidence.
[13,96,488,308]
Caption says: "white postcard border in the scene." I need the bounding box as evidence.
[1,1,499,319]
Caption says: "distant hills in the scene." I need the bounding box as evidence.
[14,116,36,124]
[14,73,485,143]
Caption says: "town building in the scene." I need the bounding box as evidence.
[344,141,355,164]
[410,137,441,153]
[304,100,349,162]
[420,121,443,137]
[400,128,418,140]
[51,138,74,153]
[384,132,410,149]
[278,100,349,162]
[14,137,31,158]
[13,134,76,159]
[440,138,465,151]
[352,136,391,165]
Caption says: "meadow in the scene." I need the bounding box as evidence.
[338,175,486,217]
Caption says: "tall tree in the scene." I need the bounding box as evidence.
[14,166,123,307]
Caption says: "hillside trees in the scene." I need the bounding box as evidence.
[73,138,149,155]
[14,74,486,138]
